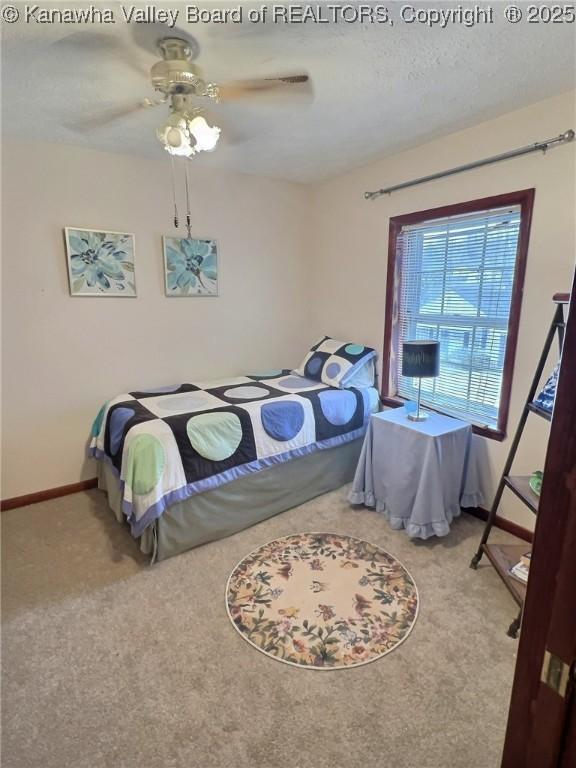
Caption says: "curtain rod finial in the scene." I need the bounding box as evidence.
[562,129,575,142]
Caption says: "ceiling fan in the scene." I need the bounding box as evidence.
[62,25,312,157]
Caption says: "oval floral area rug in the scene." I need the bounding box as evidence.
[226,533,419,669]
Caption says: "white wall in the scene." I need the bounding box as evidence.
[1,141,311,498]
[308,91,576,529]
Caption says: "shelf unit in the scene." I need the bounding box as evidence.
[504,475,540,515]
[470,294,569,637]
[483,543,528,606]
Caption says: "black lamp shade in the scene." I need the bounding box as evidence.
[402,341,440,378]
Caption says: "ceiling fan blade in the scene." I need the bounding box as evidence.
[217,75,312,103]
[54,32,149,79]
[130,22,200,59]
[65,102,152,134]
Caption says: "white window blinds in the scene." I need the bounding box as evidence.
[393,205,522,429]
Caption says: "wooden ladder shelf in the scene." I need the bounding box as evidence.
[470,293,569,637]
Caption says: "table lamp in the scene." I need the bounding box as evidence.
[402,340,440,422]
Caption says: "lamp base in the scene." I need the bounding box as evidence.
[407,411,429,422]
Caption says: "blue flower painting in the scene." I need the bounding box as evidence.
[65,228,136,297]
[163,237,218,297]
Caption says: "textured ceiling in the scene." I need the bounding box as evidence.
[2,2,575,182]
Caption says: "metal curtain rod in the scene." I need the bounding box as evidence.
[364,129,575,200]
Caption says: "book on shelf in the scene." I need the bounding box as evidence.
[509,561,529,584]
[520,551,531,569]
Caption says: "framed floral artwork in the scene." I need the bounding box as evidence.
[163,236,218,297]
[64,227,136,297]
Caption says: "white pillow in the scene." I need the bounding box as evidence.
[294,336,377,388]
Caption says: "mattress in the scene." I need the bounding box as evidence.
[90,369,379,540]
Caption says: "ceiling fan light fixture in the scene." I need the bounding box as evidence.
[156,113,194,156]
[188,115,221,153]
[156,112,220,157]
[166,127,185,148]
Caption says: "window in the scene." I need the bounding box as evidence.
[383,190,535,440]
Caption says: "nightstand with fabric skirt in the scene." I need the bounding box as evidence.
[349,406,484,539]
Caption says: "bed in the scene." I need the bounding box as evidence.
[91,343,379,562]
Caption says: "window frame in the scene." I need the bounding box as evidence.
[382,188,535,441]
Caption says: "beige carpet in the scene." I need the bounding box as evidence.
[2,486,521,768]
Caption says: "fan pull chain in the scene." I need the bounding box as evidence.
[170,154,179,229]
[184,162,192,239]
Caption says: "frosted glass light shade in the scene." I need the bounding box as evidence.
[156,113,221,156]
[188,116,221,152]
[156,114,194,157]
